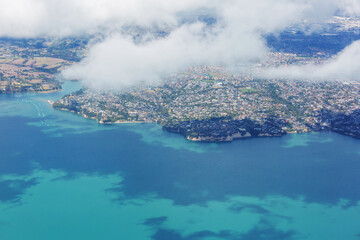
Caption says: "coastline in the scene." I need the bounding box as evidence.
[49,102,146,125]
[102,119,146,124]
[113,121,145,124]
[50,105,290,142]
[49,102,360,142]
[0,88,61,95]
[36,89,61,94]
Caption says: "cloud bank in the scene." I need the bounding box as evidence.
[0,0,360,88]
[260,40,360,81]
[0,0,210,37]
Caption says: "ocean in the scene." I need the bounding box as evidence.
[0,81,360,240]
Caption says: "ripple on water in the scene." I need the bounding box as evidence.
[0,81,117,137]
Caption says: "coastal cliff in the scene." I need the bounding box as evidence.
[162,117,288,142]
[309,109,360,139]
[52,97,360,142]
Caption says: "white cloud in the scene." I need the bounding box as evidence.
[341,0,360,16]
[0,0,210,37]
[0,0,357,38]
[61,0,308,89]
[0,0,359,88]
[62,18,269,89]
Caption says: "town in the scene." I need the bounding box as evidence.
[0,38,86,93]
[53,65,360,141]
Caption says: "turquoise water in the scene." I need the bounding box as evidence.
[0,82,360,240]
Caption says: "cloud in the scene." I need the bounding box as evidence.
[60,0,307,89]
[61,21,268,89]
[342,0,360,16]
[1,0,357,38]
[0,0,210,38]
[0,0,359,88]
[259,40,360,81]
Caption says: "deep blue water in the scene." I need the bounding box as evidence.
[266,30,360,56]
[0,81,360,240]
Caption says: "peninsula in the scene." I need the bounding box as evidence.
[52,65,360,142]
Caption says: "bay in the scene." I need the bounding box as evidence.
[0,81,360,240]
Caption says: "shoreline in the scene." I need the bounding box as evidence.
[104,120,146,124]
[49,104,147,125]
[0,88,61,95]
[35,89,61,94]
[49,104,360,142]
[50,106,295,142]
